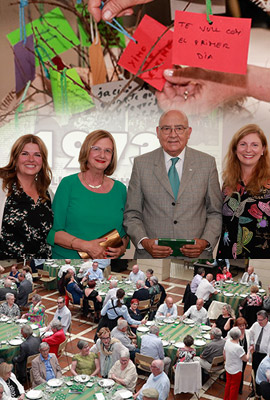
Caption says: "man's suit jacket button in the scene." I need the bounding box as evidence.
[174,220,177,224]
[172,202,175,206]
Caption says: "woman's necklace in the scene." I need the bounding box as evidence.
[83,173,104,189]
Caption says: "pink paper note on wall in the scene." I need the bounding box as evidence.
[118,15,173,91]
[173,11,251,74]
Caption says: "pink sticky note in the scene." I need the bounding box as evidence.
[118,15,173,91]
[173,11,251,74]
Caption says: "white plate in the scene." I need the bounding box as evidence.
[86,382,94,388]
[164,318,174,324]
[194,339,206,346]
[114,389,133,399]
[26,390,43,399]
[201,325,211,331]
[98,379,115,387]
[125,280,131,284]
[259,289,266,293]
[174,342,184,348]
[47,378,63,387]
[127,292,134,296]
[16,319,27,324]
[145,321,154,326]
[240,294,247,298]
[65,381,73,386]
[6,320,12,324]
[158,322,165,326]
[137,326,149,333]
[203,333,211,340]
[225,280,233,284]
[215,289,221,293]
[1,341,6,345]
[9,339,23,346]
[0,316,10,322]
[30,324,39,330]
[98,292,106,296]
[162,340,169,346]
[74,374,90,383]
[183,318,194,325]
[223,292,233,297]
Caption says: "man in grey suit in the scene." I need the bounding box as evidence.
[123,110,222,259]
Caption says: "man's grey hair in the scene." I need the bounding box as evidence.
[149,325,159,335]
[152,359,164,372]
[150,276,158,285]
[197,267,205,276]
[230,327,241,340]
[21,324,33,337]
[211,327,222,339]
[257,310,268,320]
[51,320,62,331]
[4,279,12,288]
[40,342,50,351]
[111,280,118,288]
[118,319,128,330]
[120,349,130,359]
[137,280,145,288]
[5,293,15,300]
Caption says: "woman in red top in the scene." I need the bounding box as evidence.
[216,266,232,281]
[42,320,65,357]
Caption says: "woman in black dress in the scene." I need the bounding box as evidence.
[83,279,102,320]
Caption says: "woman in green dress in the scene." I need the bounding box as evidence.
[70,340,100,376]
[47,130,129,259]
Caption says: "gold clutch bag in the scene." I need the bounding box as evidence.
[78,229,123,259]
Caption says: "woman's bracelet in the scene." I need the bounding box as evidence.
[70,237,78,249]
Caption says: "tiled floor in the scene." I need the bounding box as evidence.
[35,270,253,400]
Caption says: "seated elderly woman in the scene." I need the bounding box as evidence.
[108,348,138,393]
[71,340,100,376]
[90,327,126,378]
[128,299,143,334]
[148,276,160,301]
[0,362,24,400]
[175,335,196,364]
[22,294,45,327]
[0,293,20,319]
[42,320,65,357]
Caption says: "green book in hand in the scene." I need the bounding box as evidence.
[158,238,196,257]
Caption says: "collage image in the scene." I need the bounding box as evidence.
[0,0,270,399]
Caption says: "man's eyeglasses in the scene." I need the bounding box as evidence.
[101,336,111,341]
[159,125,188,135]
[90,146,113,155]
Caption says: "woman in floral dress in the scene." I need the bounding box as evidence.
[22,294,45,327]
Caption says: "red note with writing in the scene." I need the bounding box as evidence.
[173,11,251,74]
[118,15,173,91]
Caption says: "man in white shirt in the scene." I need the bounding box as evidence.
[249,310,270,393]
[156,296,177,319]
[182,298,208,324]
[103,280,118,306]
[129,265,145,283]
[240,265,259,286]
[58,259,76,278]
[50,297,71,333]
[83,261,104,281]
[140,325,171,375]
[195,274,218,308]
[134,360,170,400]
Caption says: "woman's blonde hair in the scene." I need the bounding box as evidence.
[222,124,270,195]
[78,130,117,176]
[0,134,52,201]
[0,363,12,378]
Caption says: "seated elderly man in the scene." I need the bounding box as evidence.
[181,298,208,324]
[200,327,225,373]
[240,265,259,286]
[156,296,177,319]
[0,293,20,319]
[108,349,138,393]
[49,297,71,333]
[13,324,41,383]
[134,360,170,400]
[42,320,65,357]
[58,259,76,278]
[111,319,139,361]
[0,279,17,301]
[132,280,150,301]
[140,325,171,375]
[195,274,218,309]
[256,353,270,399]
[32,342,62,387]
[103,280,118,306]
[81,261,104,284]
[129,265,145,284]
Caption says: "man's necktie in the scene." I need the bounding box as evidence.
[168,157,180,200]
[255,327,264,352]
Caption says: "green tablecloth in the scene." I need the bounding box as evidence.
[212,282,265,316]
[137,322,211,364]
[32,376,130,400]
